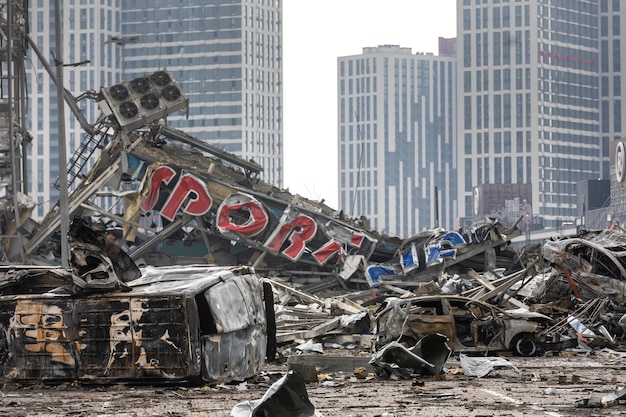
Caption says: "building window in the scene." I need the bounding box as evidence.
[463,34,472,67]
[504,157,511,183]
[465,159,473,192]
[516,131,523,152]
[495,157,502,183]
[493,7,500,28]
[484,94,489,127]
[503,31,510,65]
[464,96,472,129]
[601,16,609,37]
[493,32,501,65]
[503,94,511,128]
[494,95,502,128]
[476,33,482,66]
[463,9,471,30]
[516,93,523,127]
[601,100,610,133]
[484,157,490,182]
[483,32,489,65]
[464,70,472,92]
[494,69,501,91]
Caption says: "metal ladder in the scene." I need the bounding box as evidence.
[55,118,108,189]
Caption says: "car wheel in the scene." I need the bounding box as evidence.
[512,333,537,357]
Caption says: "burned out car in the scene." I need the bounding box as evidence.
[0,264,269,384]
[374,295,573,356]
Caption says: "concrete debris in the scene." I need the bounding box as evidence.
[577,385,626,408]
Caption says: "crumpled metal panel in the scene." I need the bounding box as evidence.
[230,371,315,417]
[202,324,266,382]
[202,273,267,382]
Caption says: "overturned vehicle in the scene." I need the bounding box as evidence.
[0,221,270,384]
[374,295,574,356]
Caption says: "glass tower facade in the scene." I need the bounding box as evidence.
[457,0,626,227]
[338,46,457,238]
[121,0,283,187]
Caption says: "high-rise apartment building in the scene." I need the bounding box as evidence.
[337,45,457,238]
[457,0,626,228]
[26,1,122,219]
[121,0,283,187]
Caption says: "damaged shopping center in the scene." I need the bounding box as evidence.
[3,68,626,414]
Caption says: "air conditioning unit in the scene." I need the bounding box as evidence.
[100,82,144,131]
[148,70,189,115]
[129,75,168,123]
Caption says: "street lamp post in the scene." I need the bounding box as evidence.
[105,35,140,80]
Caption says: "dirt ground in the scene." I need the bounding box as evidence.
[1,351,626,417]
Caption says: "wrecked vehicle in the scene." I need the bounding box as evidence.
[374,295,572,356]
[0,263,268,384]
[538,229,626,305]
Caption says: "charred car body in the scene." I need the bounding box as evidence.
[0,264,268,384]
[374,295,573,356]
[0,221,269,384]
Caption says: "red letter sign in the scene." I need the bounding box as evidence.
[312,240,346,265]
[216,194,269,237]
[140,166,177,212]
[264,212,317,261]
[160,173,212,220]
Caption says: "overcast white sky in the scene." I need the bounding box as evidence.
[282,1,457,210]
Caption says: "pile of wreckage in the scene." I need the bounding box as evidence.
[0,70,625,407]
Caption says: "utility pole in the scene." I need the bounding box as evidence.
[55,0,69,268]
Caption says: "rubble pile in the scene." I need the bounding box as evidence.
[2,71,626,413]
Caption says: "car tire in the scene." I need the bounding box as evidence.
[512,333,537,357]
